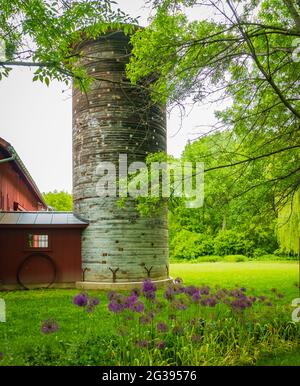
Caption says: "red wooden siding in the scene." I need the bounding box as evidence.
[0,228,83,285]
[0,160,44,211]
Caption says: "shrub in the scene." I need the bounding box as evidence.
[170,230,214,260]
[224,255,248,262]
[253,248,268,258]
[213,230,255,256]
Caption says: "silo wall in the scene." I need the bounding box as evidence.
[72,29,169,283]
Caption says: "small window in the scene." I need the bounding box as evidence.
[28,234,49,248]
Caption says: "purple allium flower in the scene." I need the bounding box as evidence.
[249,296,257,303]
[86,304,94,313]
[157,322,168,333]
[89,297,100,307]
[143,279,157,293]
[174,277,183,285]
[168,313,176,321]
[130,301,145,313]
[148,311,155,320]
[142,280,157,300]
[73,293,88,307]
[107,291,117,301]
[230,296,252,311]
[155,301,164,312]
[200,298,209,306]
[156,340,166,349]
[199,286,210,295]
[192,290,201,302]
[185,285,198,296]
[163,287,175,301]
[139,315,151,325]
[207,297,217,307]
[136,339,149,348]
[108,300,123,313]
[128,293,138,304]
[131,288,141,297]
[173,300,188,311]
[41,319,59,334]
[259,295,266,301]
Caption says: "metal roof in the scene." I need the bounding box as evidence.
[0,212,88,226]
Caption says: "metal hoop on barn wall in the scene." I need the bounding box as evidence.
[16,253,57,290]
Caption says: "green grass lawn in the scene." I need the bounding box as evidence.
[0,262,299,366]
[171,262,299,299]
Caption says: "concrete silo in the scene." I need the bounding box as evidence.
[72,28,170,289]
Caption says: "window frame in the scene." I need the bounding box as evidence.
[24,232,52,251]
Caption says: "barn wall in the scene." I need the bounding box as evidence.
[0,157,43,211]
[0,228,82,285]
[72,30,169,283]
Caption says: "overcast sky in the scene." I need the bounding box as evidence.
[0,0,218,193]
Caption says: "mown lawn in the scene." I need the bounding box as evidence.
[0,262,299,366]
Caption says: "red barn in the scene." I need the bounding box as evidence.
[0,137,89,289]
[0,137,47,211]
[0,212,88,289]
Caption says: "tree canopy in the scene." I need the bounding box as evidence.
[0,0,136,88]
[127,0,300,208]
[43,190,72,211]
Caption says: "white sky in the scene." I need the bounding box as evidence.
[0,0,219,193]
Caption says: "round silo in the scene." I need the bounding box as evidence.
[72,28,169,287]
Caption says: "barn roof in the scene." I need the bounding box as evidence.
[0,137,47,208]
[0,211,89,228]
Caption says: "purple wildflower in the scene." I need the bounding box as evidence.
[86,304,94,313]
[259,295,266,301]
[156,340,166,349]
[41,319,59,334]
[157,322,168,333]
[142,280,157,300]
[192,290,201,302]
[136,339,149,348]
[108,300,125,313]
[107,291,117,301]
[185,285,198,296]
[131,288,141,297]
[73,293,88,307]
[139,315,151,325]
[174,277,183,285]
[130,301,145,313]
[168,314,176,321]
[148,311,155,319]
[240,287,247,292]
[90,297,100,307]
[163,287,175,301]
[207,297,217,307]
[199,286,210,295]
[128,293,138,304]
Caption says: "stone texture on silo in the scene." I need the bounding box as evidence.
[72,29,169,282]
